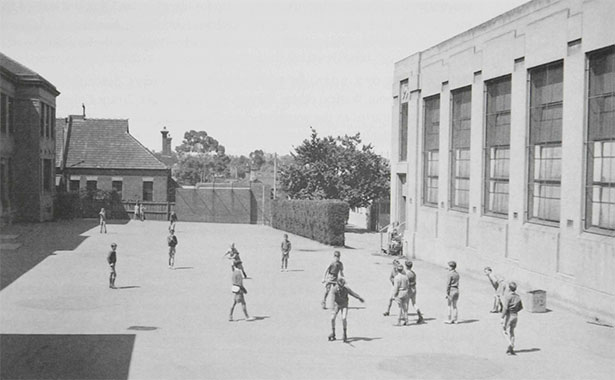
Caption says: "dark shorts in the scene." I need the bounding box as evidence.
[448,288,459,303]
[233,292,245,304]
[169,247,176,256]
[505,314,518,331]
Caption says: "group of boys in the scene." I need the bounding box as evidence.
[383,258,424,326]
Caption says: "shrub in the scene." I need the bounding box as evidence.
[272,199,349,246]
[54,191,82,219]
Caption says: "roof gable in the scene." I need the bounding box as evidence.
[64,118,167,170]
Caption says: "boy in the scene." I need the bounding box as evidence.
[99,208,107,233]
[321,251,344,309]
[445,261,460,324]
[224,243,248,278]
[484,267,507,313]
[391,264,410,325]
[405,260,424,324]
[107,243,117,289]
[383,258,401,316]
[501,281,523,355]
[280,234,292,271]
[167,229,178,269]
[169,211,178,232]
[229,262,254,322]
[329,277,364,342]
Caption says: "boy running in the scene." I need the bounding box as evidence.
[167,229,178,269]
[501,282,523,355]
[107,243,117,289]
[224,243,248,278]
[99,208,107,233]
[321,251,344,309]
[229,262,254,322]
[328,277,364,342]
[280,234,292,271]
[445,261,460,324]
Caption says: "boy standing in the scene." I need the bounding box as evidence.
[280,234,292,271]
[405,261,424,324]
[445,261,460,324]
[391,264,410,326]
[329,277,364,342]
[107,243,117,289]
[99,208,107,233]
[229,262,254,322]
[501,282,523,355]
[321,251,344,309]
[383,259,400,316]
[167,229,178,269]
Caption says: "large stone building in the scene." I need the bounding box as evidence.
[391,0,614,320]
[0,53,59,223]
[56,114,171,204]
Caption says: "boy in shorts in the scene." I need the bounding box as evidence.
[229,262,254,322]
[383,258,401,316]
[501,281,523,355]
[99,208,107,233]
[329,277,364,342]
[167,229,178,269]
[484,267,508,313]
[391,264,410,325]
[107,243,117,289]
[445,261,460,324]
[405,260,424,324]
[224,243,248,278]
[280,234,292,271]
[321,251,344,309]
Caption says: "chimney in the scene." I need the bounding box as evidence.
[161,127,171,156]
[82,103,86,118]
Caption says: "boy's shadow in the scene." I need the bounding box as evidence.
[173,267,194,270]
[284,269,304,272]
[248,316,270,322]
[455,319,479,324]
[116,286,140,290]
[515,348,541,354]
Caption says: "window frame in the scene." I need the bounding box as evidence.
[584,46,615,235]
[142,181,154,202]
[449,86,472,212]
[483,75,512,218]
[422,95,440,207]
[526,60,564,226]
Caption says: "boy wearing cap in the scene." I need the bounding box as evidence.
[501,281,523,355]
[445,261,460,324]
[107,243,117,289]
[405,261,424,324]
[383,259,401,316]
[321,251,344,309]
[328,277,364,342]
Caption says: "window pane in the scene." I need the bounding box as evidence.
[143,181,154,202]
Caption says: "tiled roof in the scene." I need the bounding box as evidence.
[0,52,60,95]
[63,117,167,170]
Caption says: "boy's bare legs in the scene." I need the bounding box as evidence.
[329,307,339,340]
[340,307,349,342]
[229,300,237,321]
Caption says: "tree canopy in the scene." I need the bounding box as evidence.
[279,128,389,209]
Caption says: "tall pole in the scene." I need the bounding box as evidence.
[273,152,277,199]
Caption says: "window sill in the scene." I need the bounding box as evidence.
[523,220,560,233]
[421,203,438,210]
[482,211,508,220]
[579,228,615,242]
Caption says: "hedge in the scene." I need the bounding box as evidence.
[272,199,349,246]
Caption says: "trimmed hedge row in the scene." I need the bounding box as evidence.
[272,199,349,246]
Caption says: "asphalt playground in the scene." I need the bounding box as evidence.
[1,220,614,379]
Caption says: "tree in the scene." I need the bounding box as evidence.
[176,130,220,154]
[249,149,265,170]
[173,130,231,185]
[280,128,389,209]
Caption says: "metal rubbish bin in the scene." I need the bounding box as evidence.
[526,290,547,313]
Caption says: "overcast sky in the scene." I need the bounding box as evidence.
[1,0,528,158]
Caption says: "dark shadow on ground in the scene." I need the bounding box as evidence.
[347,306,366,310]
[587,320,614,328]
[296,249,321,252]
[248,316,270,321]
[172,267,194,270]
[455,319,479,324]
[283,269,305,272]
[514,348,541,354]
[345,226,375,234]
[127,326,158,331]
[344,336,382,343]
[1,219,101,291]
[343,246,356,250]
[0,334,135,380]
[115,286,141,290]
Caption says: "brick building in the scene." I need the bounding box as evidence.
[1,52,59,223]
[56,115,171,203]
[391,0,614,320]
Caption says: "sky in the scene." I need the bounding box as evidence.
[0,0,529,158]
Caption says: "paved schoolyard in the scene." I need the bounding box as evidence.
[1,220,614,379]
